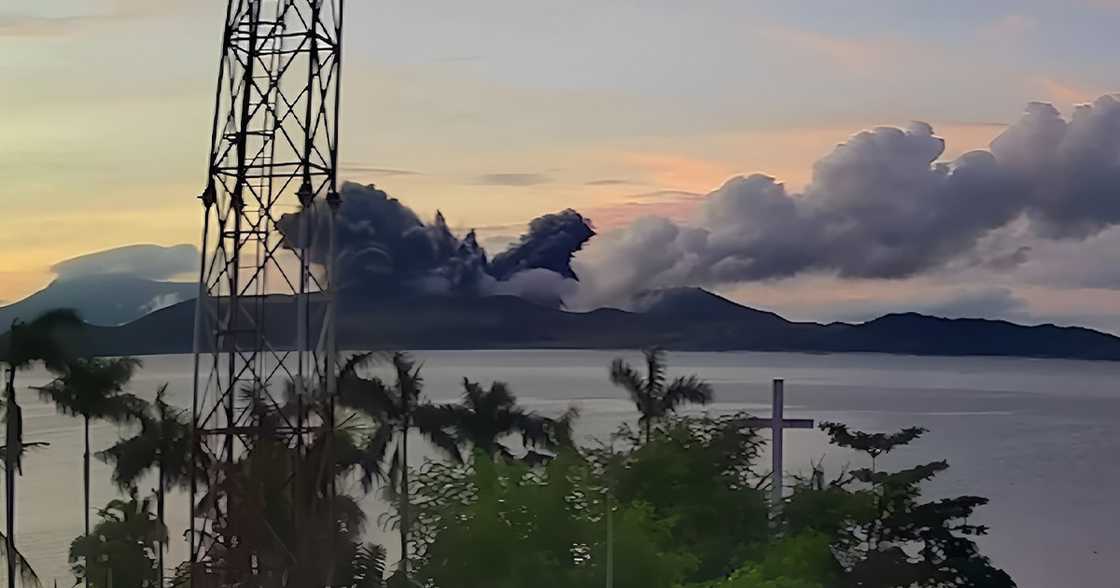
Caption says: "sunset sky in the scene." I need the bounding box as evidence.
[3,0,1119,329]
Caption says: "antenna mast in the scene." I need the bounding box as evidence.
[190,0,344,583]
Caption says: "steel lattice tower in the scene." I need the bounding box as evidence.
[190,0,344,583]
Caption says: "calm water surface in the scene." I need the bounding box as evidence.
[7,350,1119,587]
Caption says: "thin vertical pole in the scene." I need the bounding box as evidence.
[190,199,211,570]
[605,495,614,588]
[83,417,90,588]
[5,366,17,588]
[771,379,784,518]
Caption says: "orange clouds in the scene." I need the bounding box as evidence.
[760,26,914,75]
[1034,77,1111,109]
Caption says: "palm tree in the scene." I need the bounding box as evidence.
[36,357,143,588]
[0,443,46,588]
[436,378,574,461]
[1,309,81,588]
[337,352,460,580]
[609,347,714,444]
[96,384,193,586]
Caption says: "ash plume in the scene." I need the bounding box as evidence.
[489,210,595,280]
[570,96,1120,308]
[277,183,594,306]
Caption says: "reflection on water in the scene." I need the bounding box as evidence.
[7,350,1119,588]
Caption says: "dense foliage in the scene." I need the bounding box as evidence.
[69,491,166,588]
[403,414,1015,588]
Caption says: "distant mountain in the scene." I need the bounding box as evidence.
[19,286,1120,361]
[632,287,788,325]
[0,274,196,327]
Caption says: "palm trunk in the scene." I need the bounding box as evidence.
[83,416,90,588]
[157,460,165,588]
[644,419,652,445]
[399,420,410,579]
[5,367,16,588]
[4,456,13,588]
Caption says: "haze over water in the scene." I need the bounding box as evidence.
[7,350,1118,588]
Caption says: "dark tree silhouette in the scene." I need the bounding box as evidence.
[337,352,460,581]
[97,384,194,585]
[177,377,388,587]
[1,308,81,588]
[609,348,713,443]
[36,357,143,588]
[433,378,573,461]
[68,489,166,588]
[784,423,1017,587]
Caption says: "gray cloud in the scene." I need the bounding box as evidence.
[474,173,553,186]
[625,190,703,201]
[585,179,633,186]
[570,96,1120,308]
[51,244,198,282]
[1012,226,1120,289]
[0,13,92,36]
[342,164,424,177]
[0,2,183,37]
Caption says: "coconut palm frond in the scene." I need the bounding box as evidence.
[0,530,43,588]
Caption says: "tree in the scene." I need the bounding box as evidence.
[692,532,838,588]
[1,308,81,588]
[408,453,698,588]
[336,352,460,580]
[97,384,194,586]
[433,378,572,461]
[782,423,1017,588]
[68,489,166,588]
[36,357,143,588]
[606,413,770,582]
[609,348,713,443]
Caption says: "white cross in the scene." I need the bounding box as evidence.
[745,379,814,514]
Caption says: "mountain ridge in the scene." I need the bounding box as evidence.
[3,278,1119,361]
[1,285,1114,361]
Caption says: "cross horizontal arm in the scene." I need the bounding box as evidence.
[745,417,815,429]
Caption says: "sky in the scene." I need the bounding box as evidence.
[2,0,1119,330]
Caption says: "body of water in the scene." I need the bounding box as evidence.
[6,350,1119,587]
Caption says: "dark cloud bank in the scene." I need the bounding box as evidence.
[280,96,1120,311]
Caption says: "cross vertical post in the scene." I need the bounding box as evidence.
[771,378,784,513]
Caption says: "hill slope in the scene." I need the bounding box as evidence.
[30,287,1120,361]
[0,275,196,327]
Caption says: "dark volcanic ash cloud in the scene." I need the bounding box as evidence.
[277,183,594,306]
[569,96,1120,308]
[490,210,595,281]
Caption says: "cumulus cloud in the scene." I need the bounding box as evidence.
[569,96,1120,308]
[51,244,198,282]
[474,173,553,186]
